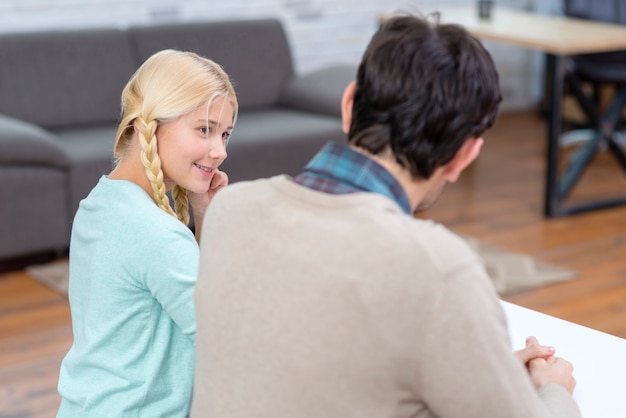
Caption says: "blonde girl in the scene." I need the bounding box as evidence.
[57,49,237,418]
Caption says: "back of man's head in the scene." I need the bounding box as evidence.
[348,14,502,180]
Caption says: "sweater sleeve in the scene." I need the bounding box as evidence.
[142,222,200,341]
[538,384,583,418]
[412,236,581,418]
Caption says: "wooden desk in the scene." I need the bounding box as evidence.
[502,301,626,417]
[381,8,626,216]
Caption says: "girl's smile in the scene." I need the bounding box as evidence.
[157,97,234,194]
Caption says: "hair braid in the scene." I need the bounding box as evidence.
[136,116,177,218]
[172,185,190,225]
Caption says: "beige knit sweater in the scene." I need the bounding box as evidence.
[192,175,581,418]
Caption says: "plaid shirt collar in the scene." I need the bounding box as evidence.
[293,142,412,214]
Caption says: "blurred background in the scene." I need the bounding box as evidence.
[0,0,566,112]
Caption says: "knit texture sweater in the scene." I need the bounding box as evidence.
[58,176,198,418]
[192,175,580,418]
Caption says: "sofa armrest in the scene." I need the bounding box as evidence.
[277,64,357,118]
[0,114,69,167]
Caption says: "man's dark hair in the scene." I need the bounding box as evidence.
[348,14,502,179]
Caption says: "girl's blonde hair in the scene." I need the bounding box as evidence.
[114,49,238,225]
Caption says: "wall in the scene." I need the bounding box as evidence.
[0,0,563,111]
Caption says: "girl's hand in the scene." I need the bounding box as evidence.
[188,169,229,216]
[208,168,228,200]
[188,169,228,244]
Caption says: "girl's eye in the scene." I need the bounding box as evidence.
[222,131,231,142]
[199,127,208,135]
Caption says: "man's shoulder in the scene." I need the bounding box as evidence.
[218,176,279,195]
[380,215,477,264]
[211,176,279,207]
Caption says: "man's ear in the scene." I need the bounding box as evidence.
[341,81,356,134]
[445,137,484,182]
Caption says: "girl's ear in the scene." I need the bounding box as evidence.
[341,81,356,134]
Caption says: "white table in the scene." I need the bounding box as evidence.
[501,301,626,417]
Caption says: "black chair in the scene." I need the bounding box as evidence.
[558,0,626,205]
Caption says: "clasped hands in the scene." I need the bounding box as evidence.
[515,336,576,394]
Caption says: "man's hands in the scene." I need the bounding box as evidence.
[515,336,555,365]
[515,336,577,394]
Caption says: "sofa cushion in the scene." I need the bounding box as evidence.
[278,65,357,118]
[129,18,294,110]
[0,166,69,259]
[54,125,117,217]
[0,115,69,167]
[0,28,135,129]
[220,109,345,182]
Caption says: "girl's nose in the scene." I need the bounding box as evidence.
[208,136,228,161]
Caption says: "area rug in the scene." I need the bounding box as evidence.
[26,258,70,296]
[25,237,577,298]
[461,236,577,296]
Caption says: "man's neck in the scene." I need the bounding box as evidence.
[348,145,439,213]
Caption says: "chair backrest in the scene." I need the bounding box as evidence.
[563,0,626,70]
[564,1,626,83]
[564,0,626,25]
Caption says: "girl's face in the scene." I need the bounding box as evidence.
[156,97,234,194]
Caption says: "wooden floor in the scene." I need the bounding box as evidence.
[3,110,626,417]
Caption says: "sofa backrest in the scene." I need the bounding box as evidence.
[129,18,295,110]
[0,18,295,129]
[0,28,136,130]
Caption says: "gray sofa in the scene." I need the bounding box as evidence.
[0,18,356,267]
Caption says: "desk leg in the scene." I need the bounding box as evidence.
[543,55,626,216]
[544,53,565,218]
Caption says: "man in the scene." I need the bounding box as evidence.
[191,14,581,418]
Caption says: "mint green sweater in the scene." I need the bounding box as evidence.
[57,176,198,418]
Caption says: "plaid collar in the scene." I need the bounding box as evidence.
[293,142,412,214]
